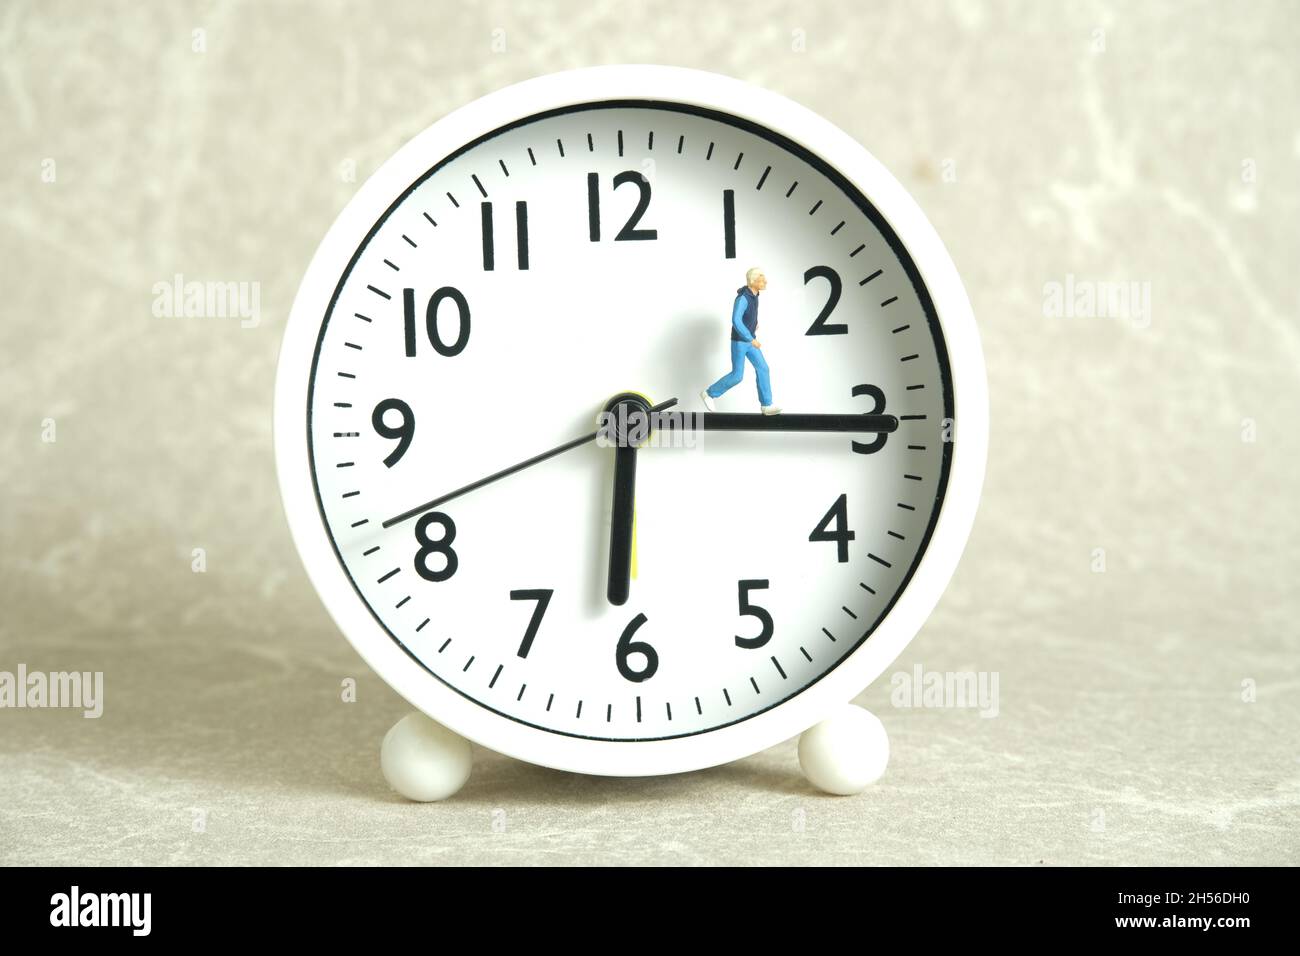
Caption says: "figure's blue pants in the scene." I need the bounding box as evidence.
[707,340,772,407]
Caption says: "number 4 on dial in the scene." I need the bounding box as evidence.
[810,494,855,563]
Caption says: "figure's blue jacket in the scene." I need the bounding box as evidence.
[730,286,758,342]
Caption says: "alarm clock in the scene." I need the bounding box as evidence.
[274,65,987,798]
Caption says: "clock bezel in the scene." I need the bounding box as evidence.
[275,65,988,777]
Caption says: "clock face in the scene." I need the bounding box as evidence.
[305,100,952,743]
[278,67,986,774]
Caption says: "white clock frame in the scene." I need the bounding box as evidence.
[274,65,988,777]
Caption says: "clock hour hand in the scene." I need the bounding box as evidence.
[382,397,678,529]
[689,412,898,433]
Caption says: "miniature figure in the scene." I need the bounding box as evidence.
[700,267,782,415]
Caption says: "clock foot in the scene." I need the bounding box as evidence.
[797,704,890,795]
[380,711,473,802]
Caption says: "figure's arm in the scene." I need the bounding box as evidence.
[731,296,752,342]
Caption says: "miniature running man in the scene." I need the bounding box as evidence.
[700,267,782,415]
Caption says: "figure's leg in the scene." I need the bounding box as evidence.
[707,341,749,398]
[746,346,773,407]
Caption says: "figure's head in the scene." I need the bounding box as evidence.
[746,266,767,293]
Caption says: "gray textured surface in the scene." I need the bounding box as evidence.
[2,0,1298,866]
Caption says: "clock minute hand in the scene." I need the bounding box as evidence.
[607,432,638,607]
[682,412,899,433]
[604,393,652,607]
[382,397,679,529]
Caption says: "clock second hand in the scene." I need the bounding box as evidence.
[382,397,680,529]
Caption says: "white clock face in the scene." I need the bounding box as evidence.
[302,101,955,744]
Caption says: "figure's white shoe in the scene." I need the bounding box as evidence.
[762,405,782,416]
[700,390,716,412]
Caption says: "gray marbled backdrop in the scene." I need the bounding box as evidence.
[1,0,1296,865]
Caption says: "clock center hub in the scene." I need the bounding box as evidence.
[601,392,653,448]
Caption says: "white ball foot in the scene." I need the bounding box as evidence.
[797,704,890,795]
[380,711,473,802]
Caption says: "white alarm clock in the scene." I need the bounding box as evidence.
[274,65,987,798]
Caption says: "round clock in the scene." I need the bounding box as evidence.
[275,65,987,786]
